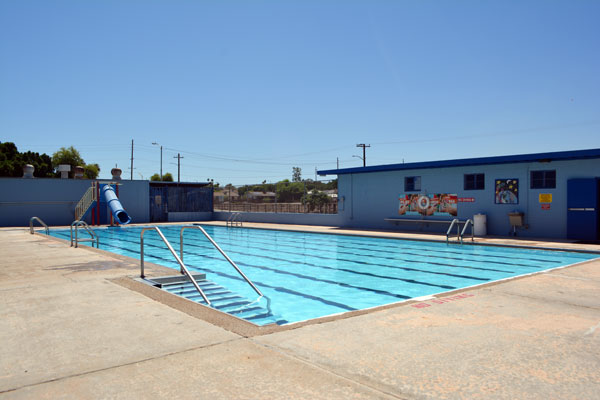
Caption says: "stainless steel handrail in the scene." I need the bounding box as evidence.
[446,218,460,243]
[140,227,210,305]
[460,219,474,244]
[29,216,49,235]
[180,225,263,297]
[70,220,99,248]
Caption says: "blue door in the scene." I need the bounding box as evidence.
[567,178,599,241]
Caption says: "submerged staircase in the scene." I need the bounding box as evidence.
[153,276,287,325]
[140,225,286,326]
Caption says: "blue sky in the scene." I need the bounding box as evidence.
[1,1,599,185]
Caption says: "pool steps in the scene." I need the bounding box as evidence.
[157,278,287,326]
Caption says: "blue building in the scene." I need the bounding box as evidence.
[319,148,600,241]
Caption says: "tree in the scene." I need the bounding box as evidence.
[276,181,304,202]
[83,163,100,179]
[303,191,330,211]
[52,146,85,177]
[0,142,53,177]
[151,172,174,181]
[292,167,302,182]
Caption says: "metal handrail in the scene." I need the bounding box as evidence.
[446,218,460,243]
[70,220,99,248]
[460,219,474,244]
[226,212,242,227]
[180,225,263,298]
[75,183,97,221]
[29,216,49,235]
[140,227,210,305]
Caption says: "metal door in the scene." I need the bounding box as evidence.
[150,186,168,222]
[567,178,599,241]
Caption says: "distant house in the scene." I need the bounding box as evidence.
[214,189,239,202]
[307,189,338,199]
[246,191,276,202]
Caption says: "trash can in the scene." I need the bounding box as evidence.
[473,214,487,236]
[508,212,524,227]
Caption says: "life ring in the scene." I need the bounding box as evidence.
[417,195,430,210]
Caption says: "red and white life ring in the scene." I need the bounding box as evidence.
[417,195,430,210]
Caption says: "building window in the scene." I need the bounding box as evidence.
[531,170,556,189]
[464,173,485,190]
[405,176,421,192]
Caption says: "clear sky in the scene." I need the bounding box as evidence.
[1,1,599,185]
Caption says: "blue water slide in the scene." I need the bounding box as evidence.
[102,185,131,225]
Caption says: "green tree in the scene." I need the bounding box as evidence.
[303,191,330,211]
[83,163,100,179]
[52,146,85,177]
[0,142,54,177]
[276,181,304,202]
[150,172,174,182]
[292,167,302,182]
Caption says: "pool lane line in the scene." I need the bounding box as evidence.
[203,227,575,268]
[105,230,417,299]
[51,231,357,312]
[151,229,493,282]
[200,226,574,265]
[196,224,600,259]
[201,232,520,273]
[116,229,478,286]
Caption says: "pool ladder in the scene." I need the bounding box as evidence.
[446,218,474,244]
[70,220,99,248]
[29,216,49,235]
[226,212,243,227]
[140,225,264,307]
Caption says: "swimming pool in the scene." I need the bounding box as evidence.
[49,225,598,325]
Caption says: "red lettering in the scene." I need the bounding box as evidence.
[412,303,431,308]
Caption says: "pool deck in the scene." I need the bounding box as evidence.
[1,224,599,399]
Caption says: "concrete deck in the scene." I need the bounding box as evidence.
[1,225,599,399]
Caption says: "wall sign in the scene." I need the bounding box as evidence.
[458,197,475,203]
[399,193,458,216]
[541,204,551,210]
[539,193,553,203]
[495,179,519,204]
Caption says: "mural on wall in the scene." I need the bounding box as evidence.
[495,179,519,204]
[399,194,458,216]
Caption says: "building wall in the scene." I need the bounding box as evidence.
[213,211,344,226]
[0,178,150,227]
[336,158,600,238]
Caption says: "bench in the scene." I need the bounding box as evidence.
[384,218,474,243]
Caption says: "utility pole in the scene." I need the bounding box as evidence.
[152,142,163,180]
[356,144,370,167]
[315,167,317,181]
[173,153,184,183]
[130,139,134,180]
[337,157,339,169]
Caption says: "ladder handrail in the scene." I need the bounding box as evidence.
[29,216,49,235]
[70,220,99,248]
[446,218,460,243]
[75,182,98,221]
[460,219,474,244]
[140,227,211,305]
[180,225,263,298]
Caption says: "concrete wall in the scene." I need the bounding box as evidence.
[214,211,344,226]
[167,212,213,222]
[0,178,150,227]
[336,158,600,238]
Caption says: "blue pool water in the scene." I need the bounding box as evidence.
[49,225,598,325]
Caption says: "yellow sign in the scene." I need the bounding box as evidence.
[539,193,552,203]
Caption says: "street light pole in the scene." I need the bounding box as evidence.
[152,142,163,180]
[356,144,370,167]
